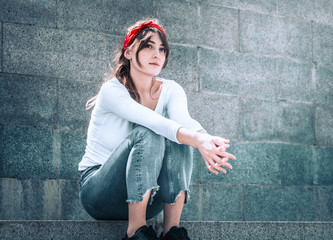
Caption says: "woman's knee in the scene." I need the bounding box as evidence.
[132,125,165,152]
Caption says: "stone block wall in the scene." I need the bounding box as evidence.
[0,0,332,221]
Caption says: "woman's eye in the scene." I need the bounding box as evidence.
[160,48,166,52]
[146,44,152,48]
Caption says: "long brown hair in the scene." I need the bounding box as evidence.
[86,19,170,110]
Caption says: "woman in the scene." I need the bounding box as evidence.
[78,19,236,240]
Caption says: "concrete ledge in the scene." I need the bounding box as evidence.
[0,220,332,240]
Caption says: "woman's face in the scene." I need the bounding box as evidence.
[127,32,166,78]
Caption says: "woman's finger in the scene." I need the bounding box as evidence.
[220,151,237,160]
[204,159,218,175]
[212,163,227,174]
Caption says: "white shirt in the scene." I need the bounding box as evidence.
[78,77,204,171]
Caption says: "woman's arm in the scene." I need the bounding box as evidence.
[177,127,236,175]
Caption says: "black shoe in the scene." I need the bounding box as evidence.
[122,225,159,240]
[160,226,191,240]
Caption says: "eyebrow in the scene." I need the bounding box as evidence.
[148,40,165,46]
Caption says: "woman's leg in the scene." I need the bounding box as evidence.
[154,139,193,236]
[79,126,165,221]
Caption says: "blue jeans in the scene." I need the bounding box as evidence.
[79,126,193,220]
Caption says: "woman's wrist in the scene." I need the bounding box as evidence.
[177,127,202,148]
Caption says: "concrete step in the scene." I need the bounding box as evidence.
[0,220,332,240]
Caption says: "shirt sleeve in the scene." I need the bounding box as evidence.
[166,81,205,132]
[98,79,182,143]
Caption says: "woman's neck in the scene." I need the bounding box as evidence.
[130,70,154,97]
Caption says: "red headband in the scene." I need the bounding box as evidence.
[123,21,167,51]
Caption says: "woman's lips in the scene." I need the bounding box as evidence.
[149,63,160,66]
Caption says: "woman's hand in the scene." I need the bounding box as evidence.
[195,133,236,175]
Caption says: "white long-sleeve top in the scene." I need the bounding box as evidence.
[78,77,204,171]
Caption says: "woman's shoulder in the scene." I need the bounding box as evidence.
[100,77,126,91]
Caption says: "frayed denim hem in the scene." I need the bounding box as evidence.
[126,185,160,205]
[162,189,190,205]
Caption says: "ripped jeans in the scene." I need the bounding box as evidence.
[79,126,193,220]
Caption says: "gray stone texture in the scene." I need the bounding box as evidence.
[317,187,333,221]
[280,144,314,186]
[279,0,333,26]
[58,80,99,130]
[199,5,238,50]
[315,105,333,146]
[202,142,280,185]
[3,23,110,81]
[244,185,317,221]
[315,147,333,185]
[0,178,60,220]
[240,11,312,61]
[316,65,333,105]
[57,0,155,35]
[155,0,199,45]
[241,98,314,144]
[1,220,333,240]
[0,23,2,72]
[159,45,199,91]
[313,23,333,65]
[198,0,277,14]
[0,74,57,127]
[2,126,57,178]
[60,130,87,179]
[0,0,57,27]
[188,92,240,140]
[199,48,315,102]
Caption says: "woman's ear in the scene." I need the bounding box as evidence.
[124,49,132,60]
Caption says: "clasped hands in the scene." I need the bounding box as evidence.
[196,134,236,175]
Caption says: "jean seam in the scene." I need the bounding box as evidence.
[166,140,174,195]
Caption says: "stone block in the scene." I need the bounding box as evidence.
[187,92,240,140]
[317,187,333,221]
[58,80,99,130]
[2,126,57,178]
[202,142,281,185]
[155,0,199,45]
[0,24,2,72]
[200,183,243,221]
[0,125,3,176]
[0,0,57,27]
[199,5,238,51]
[316,65,333,105]
[57,0,154,35]
[279,0,333,26]
[242,99,314,144]
[59,179,93,220]
[0,178,60,220]
[241,98,279,141]
[313,23,333,65]
[3,23,110,81]
[191,149,201,183]
[0,74,57,127]
[60,130,87,179]
[315,147,333,185]
[315,105,333,146]
[277,59,313,102]
[198,0,277,14]
[278,101,314,144]
[199,48,279,99]
[181,184,200,221]
[159,45,198,91]
[240,11,312,61]
[244,185,317,221]
[280,144,313,186]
